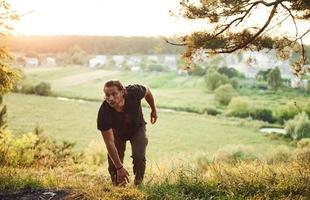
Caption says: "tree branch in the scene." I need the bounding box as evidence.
[215,4,279,54]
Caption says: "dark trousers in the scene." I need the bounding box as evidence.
[107,125,148,185]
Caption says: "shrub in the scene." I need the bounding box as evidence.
[213,145,257,164]
[18,82,52,96]
[204,107,221,116]
[83,140,107,165]
[297,138,310,149]
[250,108,274,123]
[230,77,239,89]
[274,101,300,124]
[205,69,230,91]
[227,97,251,118]
[0,127,78,167]
[20,85,35,94]
[33,82,52,96]
[266,145,292,164]
[285,112,310,140]
[214,84,237,106]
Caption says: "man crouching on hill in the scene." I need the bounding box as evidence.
[97,80,157,186]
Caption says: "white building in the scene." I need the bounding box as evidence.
[291,77,308,89]
[25,57,39,67]
[127,56,142,68]
[163,55,178,70]
[112,55,125,68]
[45,57,57,67]
[89,55,107,68]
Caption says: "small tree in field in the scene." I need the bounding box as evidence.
[267,67,282,92]
[214,84,237,105]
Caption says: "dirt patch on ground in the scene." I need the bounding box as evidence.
[0,188,81,200]
[52,70,116,87]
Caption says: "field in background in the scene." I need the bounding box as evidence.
[21,66,309,113]
[5,65,308,164]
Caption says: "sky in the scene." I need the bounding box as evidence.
[7,0,310,44]
[8,0,207,36]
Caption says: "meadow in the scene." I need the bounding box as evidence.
[2,66,310,199]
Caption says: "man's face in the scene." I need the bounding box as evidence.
[104,86,124,107]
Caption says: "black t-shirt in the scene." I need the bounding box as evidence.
[97,84,146,140]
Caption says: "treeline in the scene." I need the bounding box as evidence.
[1,35,184,55]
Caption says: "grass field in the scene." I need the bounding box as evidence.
[5,93,289,163]
[20,66,309,113]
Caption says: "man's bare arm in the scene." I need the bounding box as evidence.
[101,129,123,168]
[101,129,129,183]
[144,86,157,124]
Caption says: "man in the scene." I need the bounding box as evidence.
[97,80,157,186]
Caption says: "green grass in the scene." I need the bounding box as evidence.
[5,93,289,163]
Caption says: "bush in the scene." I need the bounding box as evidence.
[213,145,258,164]
[214,84,237,106]
[250,108,274,123]
[285,112,310,140]
[230,77,239,89]
[204,107,221,116]
[227,97,251,118]
[205,69,230,91]
[0,127,78,167]
[266,145,292,164]
[83,140,107,166]
[20,85,35,94]
[297,138,310,149]
[18,82,52,96]
[33,82,52,96]
[274,101,300,124]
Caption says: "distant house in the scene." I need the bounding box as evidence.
[25,57,39,67]
[127,56,142,68]
[291,77,308,89]
[147,55,159,63]
[163,55,178,71]
[45,57,57,67]
[130,66,141,72]
[89,55,107,68]
[112,55,125,68]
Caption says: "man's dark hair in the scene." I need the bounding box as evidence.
[104,80,127,96]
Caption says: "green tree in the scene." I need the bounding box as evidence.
[214,84,237,105]
[267,67,282,91]
[170,0,310,76]
[0,95,7,130]
[0,0,21,94]
[205,68,230,90]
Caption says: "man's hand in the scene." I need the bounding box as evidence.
[150,110,157,124]
[117,167,130,185]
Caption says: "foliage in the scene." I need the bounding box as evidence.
[0,96,8,130]
[205,68,230,90]
[250,108,274,123]
[203,107,221,116]
[227,97,251,118]
[275,101,300,124]
[176,0,310,75]
[214,84,237,105]
[18,82,52,96]
[213,145,258,164]
[297,138,310,148]
[0,127,78,167]
[256,69,272,81]
[267,67,282,92]
[230,77,239,89]
[266,145,293,164]
[0,1,21,95]
[217,66,240,78]
[285,112,310,140]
